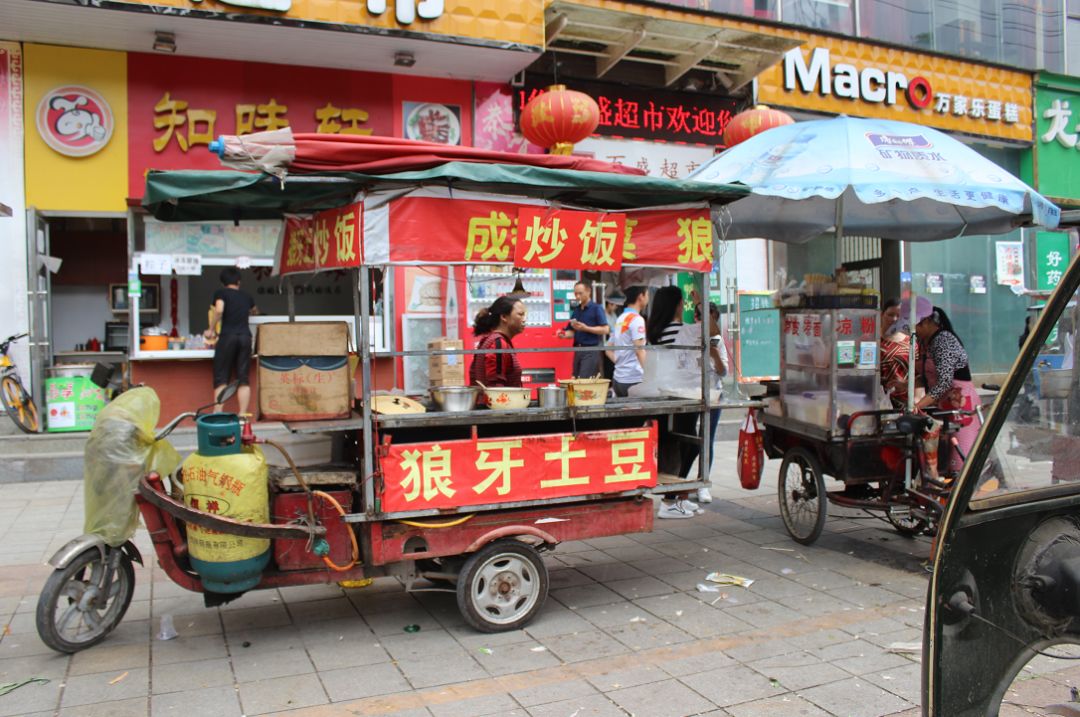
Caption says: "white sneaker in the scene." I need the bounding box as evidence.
[658,501,694,519]
[682,498,700,512]
[696,487,713,504]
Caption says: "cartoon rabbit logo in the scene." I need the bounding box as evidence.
[36,86,114,157]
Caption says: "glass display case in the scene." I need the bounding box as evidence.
[779,309,881,436]
[465,266,553,327]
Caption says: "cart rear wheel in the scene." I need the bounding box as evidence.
[778,447,827,545]
[35,547,134,653]
[457,540,548,633]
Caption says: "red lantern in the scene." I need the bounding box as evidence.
[519,84,600,155]
[722,105,794,148]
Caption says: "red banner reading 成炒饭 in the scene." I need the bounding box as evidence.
[379,424,657,512]
[385,196,714,271]
[275,202,362,276]
[513,207,625,271]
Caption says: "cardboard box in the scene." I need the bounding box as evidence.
[428,337,465,387]
[257,322,352,421]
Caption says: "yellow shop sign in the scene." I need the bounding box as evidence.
[112,0,543,46]
[758,36,1033,143]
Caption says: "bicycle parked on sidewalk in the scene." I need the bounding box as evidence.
[1,333,40,434]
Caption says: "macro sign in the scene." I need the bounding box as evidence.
[757,35,1033,143]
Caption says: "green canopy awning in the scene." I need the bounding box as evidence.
[142,162,749,222]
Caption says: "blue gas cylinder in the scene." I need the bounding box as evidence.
[183,413,270,593]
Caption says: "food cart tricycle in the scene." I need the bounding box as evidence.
[35,148,753,653]
[759,302,972,546]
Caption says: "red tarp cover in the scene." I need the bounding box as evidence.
[288,133,645,176]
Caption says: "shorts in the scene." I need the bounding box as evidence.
[213,332,252,386]
[612,379,638,398]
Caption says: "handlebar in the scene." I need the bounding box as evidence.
[0,333,28,352]
[154,412,197,442]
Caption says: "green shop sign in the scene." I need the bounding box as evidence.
[1036,231,1072,291]
[1033,73,1080,205]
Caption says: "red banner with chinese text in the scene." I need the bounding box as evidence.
[276,202,363,275]
[513,207,625,271]
[385,197,713,271]
[626,208,713,271]
[379,424,658,512]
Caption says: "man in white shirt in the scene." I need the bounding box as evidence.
[611,286,648,397]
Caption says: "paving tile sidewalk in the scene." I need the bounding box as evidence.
[0,441,1075,716]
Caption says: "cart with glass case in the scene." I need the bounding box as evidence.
[760,303,946,544]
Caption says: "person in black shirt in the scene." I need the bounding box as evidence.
[205,267,257,414]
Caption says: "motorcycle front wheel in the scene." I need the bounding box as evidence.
[36,547,135,653]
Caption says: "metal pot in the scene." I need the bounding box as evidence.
[429,385,480,412]
[538,385,567,408]
[46,364,95,378]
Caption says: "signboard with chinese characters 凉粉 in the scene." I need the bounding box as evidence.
[514,207,626,271]
[379,425,658,512]
[1036,231,1071,292]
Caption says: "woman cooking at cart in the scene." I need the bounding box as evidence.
[470,296,527,391]
[906,297,981,471]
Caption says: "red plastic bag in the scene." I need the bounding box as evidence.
[737,409,765,490]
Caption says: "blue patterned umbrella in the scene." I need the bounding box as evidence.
[690,115,1060,242]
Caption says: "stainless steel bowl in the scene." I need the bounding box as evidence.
[429,385,480,412]
[538,385,567,408]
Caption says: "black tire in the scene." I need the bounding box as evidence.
[778,447,827,545]
[886,505,929,537]
[1,375,40,434]
[456,540,548,633]
[36,547,135,653]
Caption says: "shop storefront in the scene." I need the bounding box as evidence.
[17,40,503,422]
[753,33,1036,375]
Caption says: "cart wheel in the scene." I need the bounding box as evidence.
[886,505,928,537]
[35,547,135,653]
[457,540,548,633]
[778,447,827,545]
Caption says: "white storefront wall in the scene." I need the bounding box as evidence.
[0,42,29,384]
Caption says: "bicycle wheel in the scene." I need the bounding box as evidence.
[777,447,827,545]
[1,375,40,433]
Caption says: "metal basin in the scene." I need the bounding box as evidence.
[538,386,567,408]
[430,385,480,412]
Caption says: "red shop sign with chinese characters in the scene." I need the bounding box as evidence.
[276,202,363,275]
[379,424,658,512]
[626,208,713,271]
[386,197,714,271]
[513,207,625,271]
[127,53,471,198]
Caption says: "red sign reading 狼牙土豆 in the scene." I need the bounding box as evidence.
[379,425,658,512]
